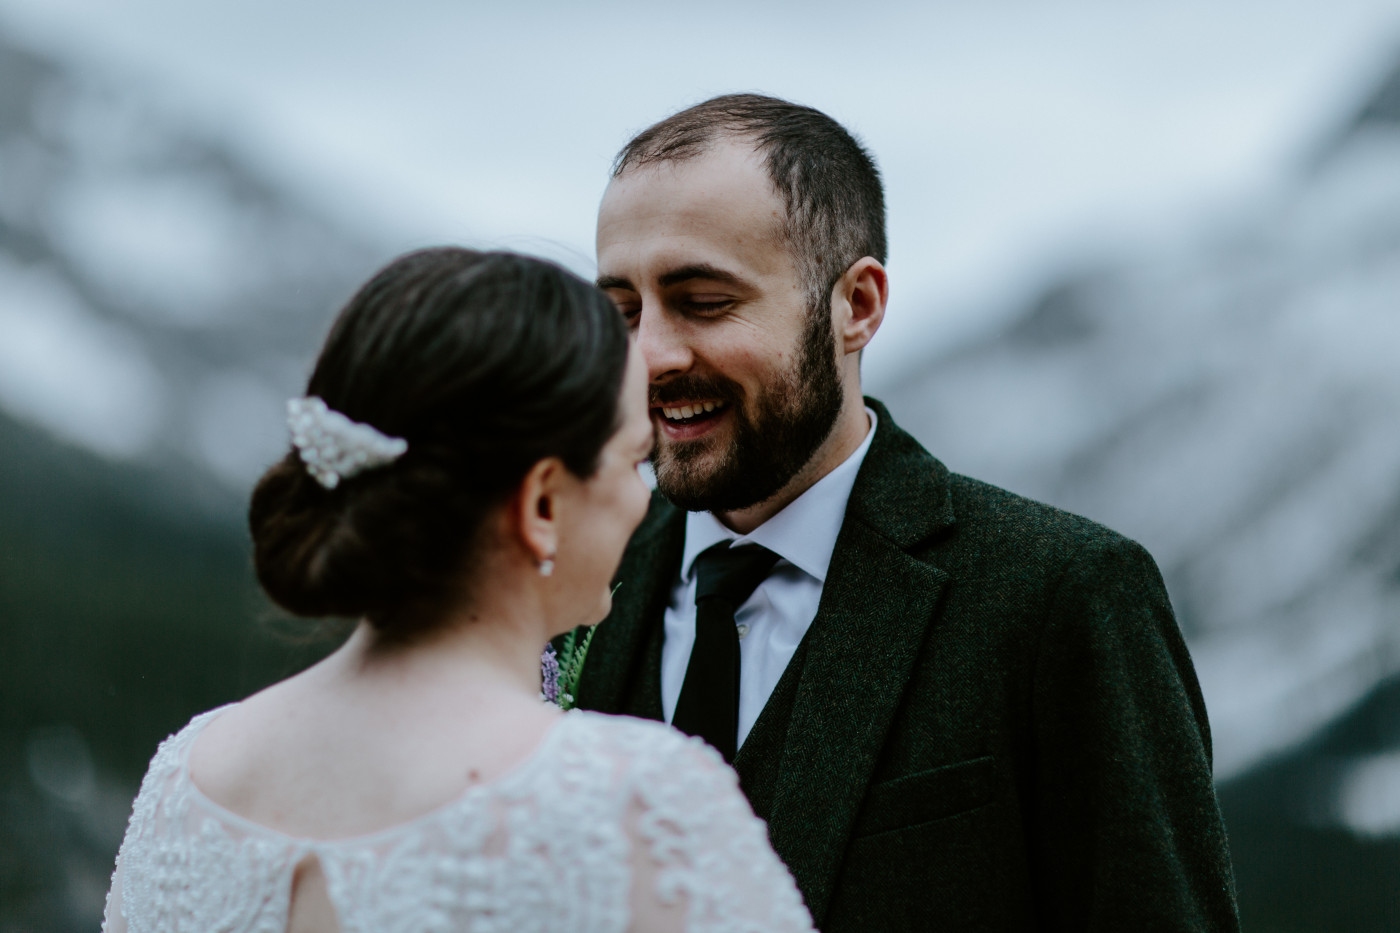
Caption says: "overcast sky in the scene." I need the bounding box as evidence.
[3,0,1399,380]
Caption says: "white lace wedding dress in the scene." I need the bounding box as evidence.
[102,706,814,933]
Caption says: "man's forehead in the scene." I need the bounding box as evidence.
[596,144,786,281]
[606,137,782,215]
[616,134,768,186]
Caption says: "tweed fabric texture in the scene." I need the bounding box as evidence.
[573,399,1240,932]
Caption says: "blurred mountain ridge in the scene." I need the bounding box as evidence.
[888,46,1400,783]
[884,42,1400,928]
[1312,46,1400,164]
[0,24,377,503]
[0,396,339,930]
[0,27,364,930]
[3,21,1400,933]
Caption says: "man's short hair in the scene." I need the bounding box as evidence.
[612,93,886,316]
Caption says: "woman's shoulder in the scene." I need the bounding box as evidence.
[138,704,238,780]
[118,704,239,847]
[564,710,714,756]
[164,702,241,744]
[559,712,738,790]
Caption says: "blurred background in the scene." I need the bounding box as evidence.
[2,1,1399,928]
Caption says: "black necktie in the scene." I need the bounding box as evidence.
[672,542,780,763]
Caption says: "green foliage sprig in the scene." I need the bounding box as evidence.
[540,583,618,710]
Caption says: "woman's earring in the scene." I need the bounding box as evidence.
[538,556,555,577]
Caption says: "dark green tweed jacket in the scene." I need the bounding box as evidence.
[574,399,1240,932]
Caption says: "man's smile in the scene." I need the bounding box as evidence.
[652,400,729,440]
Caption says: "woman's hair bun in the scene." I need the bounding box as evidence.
[248,248,629,634]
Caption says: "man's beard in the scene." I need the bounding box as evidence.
[650,308,844,513]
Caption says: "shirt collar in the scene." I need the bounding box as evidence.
[680,407,878,584]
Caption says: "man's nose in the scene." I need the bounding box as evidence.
[634,303,693,382]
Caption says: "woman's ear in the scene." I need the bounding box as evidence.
[513,457,564,570]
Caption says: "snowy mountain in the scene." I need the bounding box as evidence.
[881,57,1400,926]
[4,17,1400,931]
[0,26,374,931]
[0,25,376,508]
[885,51,1400,818]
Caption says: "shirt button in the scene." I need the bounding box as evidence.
[736,623,750,640]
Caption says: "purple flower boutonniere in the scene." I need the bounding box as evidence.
[541,625,597,710]
[541,583,617,710]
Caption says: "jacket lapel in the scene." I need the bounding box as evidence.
[573,493,683,720]
[760,400,956,924]
[580,402,958,926]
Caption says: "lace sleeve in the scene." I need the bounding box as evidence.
[97,706,238,933]
[102,860,128,933]
[625,730,814,933]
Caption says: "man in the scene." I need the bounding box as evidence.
[578,93,1239,931]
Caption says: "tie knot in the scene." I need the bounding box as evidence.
[693,543,780,608]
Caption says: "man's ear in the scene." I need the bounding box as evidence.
[512,457,564,568]
[834,257,888,355]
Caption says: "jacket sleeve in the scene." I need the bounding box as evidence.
[1029,534,1240,931]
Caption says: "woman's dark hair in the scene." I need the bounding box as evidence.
[249,248,630,635]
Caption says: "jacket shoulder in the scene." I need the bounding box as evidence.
[948,472,1128,547]
[931,470,1167,593]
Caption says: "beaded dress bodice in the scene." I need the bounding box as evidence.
[103,707,813,933]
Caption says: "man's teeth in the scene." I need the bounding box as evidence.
[661,401,722,421]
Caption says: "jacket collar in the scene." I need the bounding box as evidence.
[845,397,955,551]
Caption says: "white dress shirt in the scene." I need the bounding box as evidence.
[661,408,878,748]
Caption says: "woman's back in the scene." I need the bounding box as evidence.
[167,634,566,931]
[185,632,561,843]
[104,702,813,933]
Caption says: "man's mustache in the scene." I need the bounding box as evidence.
[649,375,742,407]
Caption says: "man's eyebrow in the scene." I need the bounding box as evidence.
[596,264,747,292]
[658,264,745,289]
[596,274,633,291]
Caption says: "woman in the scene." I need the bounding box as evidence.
[102,249,814,932]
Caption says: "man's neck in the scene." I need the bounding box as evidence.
[715,398,871,535]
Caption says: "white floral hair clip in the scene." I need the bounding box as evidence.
[286,396,408,490]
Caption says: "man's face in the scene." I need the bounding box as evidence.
[596,141,843,513]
